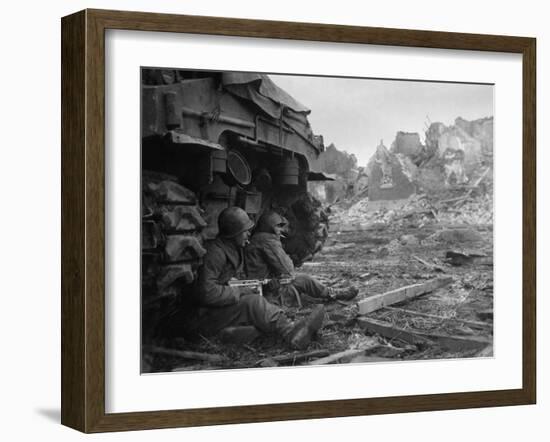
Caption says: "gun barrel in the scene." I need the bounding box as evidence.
[228,279,267,287]
[228,279,266,297]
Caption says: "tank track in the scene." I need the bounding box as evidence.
[141,172,208,343]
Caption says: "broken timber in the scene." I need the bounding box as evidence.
[383,306,492,329]
[356,318,432,346]
[257,349,330,367]
[357,317,491,352]
[357,276,453,315]
[146,346,228,363]
[308,343,380,365]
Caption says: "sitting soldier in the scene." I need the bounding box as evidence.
[245,210,358,306]
[164,206,325,349]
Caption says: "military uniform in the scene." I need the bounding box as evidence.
[245,231,329,303]
[163,207,325,349]
[189,237,285,336]
[245,210,358,304]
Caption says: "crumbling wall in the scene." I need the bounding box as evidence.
[317,143,358,180]
[311,143,362,204]
[367,141,416,201]
[421,116,493,189]
[391,131,424,161]
[455,116,493,162]
[354,167,369,194]
[364,116,493,200]
[437,128,482,181]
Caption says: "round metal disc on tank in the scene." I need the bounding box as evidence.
[226,150,252,186]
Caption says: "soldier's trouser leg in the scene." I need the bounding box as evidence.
[291,273,329,299]
[195,294,284,336]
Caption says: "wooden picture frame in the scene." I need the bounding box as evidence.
[61,8,536,433]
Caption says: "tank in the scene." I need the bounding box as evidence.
[141,69,331,341]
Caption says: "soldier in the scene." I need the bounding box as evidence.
[165,207,325,350]
[245,211,358,305]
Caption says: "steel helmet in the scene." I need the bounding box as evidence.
[218,207,255,238]
[257,211,288,234]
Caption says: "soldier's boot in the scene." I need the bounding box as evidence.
[327,286,359,302]
[276,305,326,350]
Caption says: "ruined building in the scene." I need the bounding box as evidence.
[366,116,493,200]
[366,140,417,201]
[308,143,360,204]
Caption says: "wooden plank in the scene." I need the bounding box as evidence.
[357,318,433,346]
[357,318,491,352]
[430,333,492,352]
[308,344,380,365]
[358,277,453,315]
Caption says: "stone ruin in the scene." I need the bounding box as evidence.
[366,140,417,201]
[366,116,493,201]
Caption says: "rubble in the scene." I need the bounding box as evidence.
[421,117,493,189]
[444,250,490,266]
[399,234,419,246]
[331,169,492,232]
[144,116,494,372]
[308,143,360,204]
[358,116,494,202]
[426,228,484,244]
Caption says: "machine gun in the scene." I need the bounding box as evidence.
[228,277,293,297]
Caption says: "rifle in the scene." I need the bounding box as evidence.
[228,277,293,297]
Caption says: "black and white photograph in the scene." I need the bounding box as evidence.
[140,68,494,373]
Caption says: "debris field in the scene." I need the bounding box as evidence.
[145,186,494,372]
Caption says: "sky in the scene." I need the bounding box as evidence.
[270,74,494,166]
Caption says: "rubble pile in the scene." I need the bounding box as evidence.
[437,193,493,225]
[358,116,494,203]
[331,182,492,231]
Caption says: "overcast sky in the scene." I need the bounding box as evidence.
[270,74,494,166]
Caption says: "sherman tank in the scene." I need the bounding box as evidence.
[141,69,331,340]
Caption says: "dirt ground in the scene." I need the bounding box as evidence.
[145,191,494,373]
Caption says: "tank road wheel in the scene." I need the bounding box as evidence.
[141,173,207,346]
[282,193,330,267]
